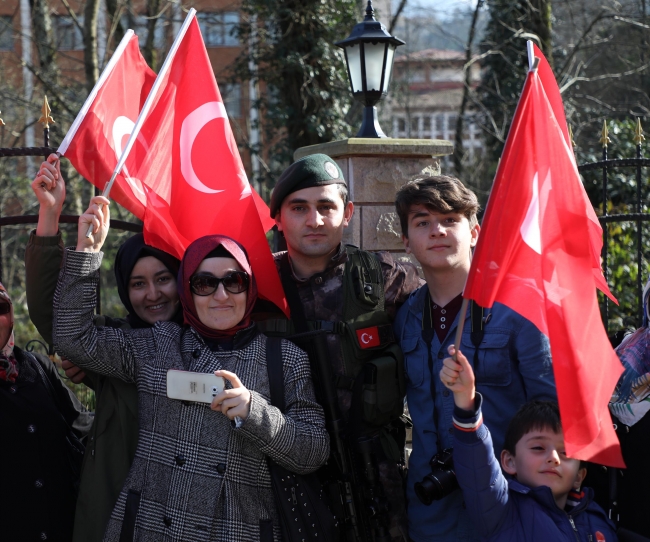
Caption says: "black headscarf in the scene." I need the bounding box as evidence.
[114,234,182,328]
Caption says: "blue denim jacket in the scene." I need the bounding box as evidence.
[394,285,556,542]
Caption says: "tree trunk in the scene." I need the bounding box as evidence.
[531,0,553,67]
[84,0,100,91]
[143,0,161,70]
[453,0,484,176]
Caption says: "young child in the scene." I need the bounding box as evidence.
[441,344,617,541]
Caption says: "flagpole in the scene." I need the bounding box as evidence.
[85,7,197,238]
[455,43,541,357]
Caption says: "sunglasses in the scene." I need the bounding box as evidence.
[189,271,249,296]
[0,301,11,315]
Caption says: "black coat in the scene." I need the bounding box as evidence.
[0,347,91,542]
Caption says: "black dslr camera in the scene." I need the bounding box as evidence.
[414,448,459,505]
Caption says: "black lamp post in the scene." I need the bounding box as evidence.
[335,0,405,138]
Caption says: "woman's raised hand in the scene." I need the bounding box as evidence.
[211,370,251,421]
[32,154,65,236]
[77,195,110,253]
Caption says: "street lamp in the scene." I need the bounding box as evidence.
[335,0,405,138]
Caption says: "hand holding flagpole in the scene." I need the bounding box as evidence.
[84,8,198,238]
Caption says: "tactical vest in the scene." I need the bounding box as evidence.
[258,245,406,429]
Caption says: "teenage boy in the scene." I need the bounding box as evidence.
[393,176,557,541]
[441,345,617,541]
[269,154,422,541]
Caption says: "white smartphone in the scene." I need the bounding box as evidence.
[166,370,225,404]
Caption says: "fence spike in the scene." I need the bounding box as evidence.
[568,124,576,148]
[38,96,54,129]
[599,120,610,147]
[634,118,645,145]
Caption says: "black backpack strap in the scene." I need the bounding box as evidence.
[279,254,309,334]
[470,301,486,369]
[266,336,285,413]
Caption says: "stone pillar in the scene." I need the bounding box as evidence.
[294,138,453,265]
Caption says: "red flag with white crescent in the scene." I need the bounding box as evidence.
[127,16,288,316]
[463,47,624,467]
[58,31,155,220]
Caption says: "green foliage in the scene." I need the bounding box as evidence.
[232,0,358,196]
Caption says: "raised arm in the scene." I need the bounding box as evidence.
[234,341,329,475]
[441,346,511,537]
[53,198,154,382]
[26,155,66,345]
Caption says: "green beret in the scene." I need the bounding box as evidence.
[270,154,346,217]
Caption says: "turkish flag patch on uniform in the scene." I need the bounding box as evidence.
[595,532,606,542]
[355,325,394,349]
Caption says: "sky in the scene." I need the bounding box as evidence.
[402,0,481,20]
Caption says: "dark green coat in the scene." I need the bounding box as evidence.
[25,231,139,542]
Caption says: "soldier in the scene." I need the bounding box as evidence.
[264,153,422,541]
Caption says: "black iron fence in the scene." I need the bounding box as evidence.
[0,98,142,408]
[577,119,649,335]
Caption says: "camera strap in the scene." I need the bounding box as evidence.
[421,288,487,448]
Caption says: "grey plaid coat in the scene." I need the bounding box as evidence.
[53,250,329,542]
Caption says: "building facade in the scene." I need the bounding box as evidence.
[388,48,483,164]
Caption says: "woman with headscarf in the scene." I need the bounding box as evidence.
[53,196,329,542]
[0,281,91,541]
[26,155,183,542]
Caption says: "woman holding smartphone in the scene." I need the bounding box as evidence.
[53,196,329,542]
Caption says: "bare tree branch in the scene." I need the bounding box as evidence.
[59,0,85,35]
[388,0,407,34]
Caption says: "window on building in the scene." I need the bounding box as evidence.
[422,116,431,132]
[121,15,165,49]
[222,84,242,118]
[397,118,406,132]
[447,114,458,131]
[0,16,13,51]
[197,12,239,47]
[54,16,84,51]
[410,117,419,135]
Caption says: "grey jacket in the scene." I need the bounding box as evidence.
[53,249,330,542]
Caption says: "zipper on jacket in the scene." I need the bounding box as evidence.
[566,514,580,542]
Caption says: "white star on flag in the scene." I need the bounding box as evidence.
[543,267,572,306]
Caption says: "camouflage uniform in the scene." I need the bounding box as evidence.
[273,244,423,541]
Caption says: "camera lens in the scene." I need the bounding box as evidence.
[415,450,459,505]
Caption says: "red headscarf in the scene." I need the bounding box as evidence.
[178,235,258,340]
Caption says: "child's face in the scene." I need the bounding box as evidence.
[401,205,479,272]
[501,427,587,509]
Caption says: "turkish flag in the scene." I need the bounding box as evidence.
[532,44,616,303]
[128,16,287,315]
[464,47,624,466]
[58,31,155,220]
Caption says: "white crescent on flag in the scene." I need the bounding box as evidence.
[179,101,227,195]
[520,172,542,254]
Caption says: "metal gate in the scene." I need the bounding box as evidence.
[577,119,650,337]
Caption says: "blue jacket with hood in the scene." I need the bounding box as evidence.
[452,394,618,542]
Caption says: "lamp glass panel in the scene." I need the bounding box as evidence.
[382,45,396,91]
[346,44,363,93]
[363,42,387,92]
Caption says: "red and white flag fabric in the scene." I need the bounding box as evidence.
[58,31,156,220]
[463,45,624,467]
[125,15,287,315]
